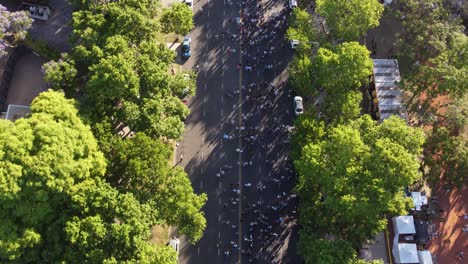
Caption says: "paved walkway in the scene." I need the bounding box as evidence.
[6,51,46,106]
[29,0,73,52]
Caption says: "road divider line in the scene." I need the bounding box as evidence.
[237,6,244,263]
[200,180,203,189]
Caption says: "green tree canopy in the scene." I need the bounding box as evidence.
[287,8,316,44]
[160,3,194,35]
[288,52,314,96]
[0,90,176,263]
[423,94,468,187]
[315,0,383,41]
[321,90,362,125]
[294,115,425,247]
[299,231,384,264]
[71,0,161,65]
[397,0,465,63]
[81,35,189,140]
[312,42,373,94]
[96,129,207,243]
[42,53,78,98]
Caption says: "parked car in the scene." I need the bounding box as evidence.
[183,0,193,9]
[294,96,304,116]
[182,37,191,58]
[290,39,300,49]
[289,0,298,8]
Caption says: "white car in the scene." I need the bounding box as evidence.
[290,39,300,49]
[289,0,298,8]
[183,0,193,9]
[169,237,180,259]
[294,96,304,116]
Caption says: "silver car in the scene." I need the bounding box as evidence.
[294,96,304,116]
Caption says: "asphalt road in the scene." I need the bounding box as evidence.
[177,0,301,263]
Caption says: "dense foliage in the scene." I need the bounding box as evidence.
[423,94,468,187]
[38,0,205,254]
[315,0,383,41]
[397,0,468,109]
[160,3,194,35]
[0,91,177,263]
[0,4,32,57]
[312,42,373,94]
[294,115,424,261]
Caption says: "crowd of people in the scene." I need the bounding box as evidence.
[217,0,298,262]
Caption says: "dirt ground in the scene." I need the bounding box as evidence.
[6,51,47,106]
[425,184,468,264]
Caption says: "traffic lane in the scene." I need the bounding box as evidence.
[182,1,243,263]
[236,28,298,263]
[179,4,238,264]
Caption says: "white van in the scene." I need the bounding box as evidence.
[289,0,298,8]
[169,237,180,259]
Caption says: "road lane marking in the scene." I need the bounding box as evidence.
[219,197,221,205]
[200,180,203,189]
[218,231,221,239]
[237,8,244,263]
[218,215,221,221]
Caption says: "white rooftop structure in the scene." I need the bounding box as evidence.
[392,216,416,235]
[418,250,433,264]
[4,104,30,121]
[372,59,407,122]
[411,192,428,211]
[393,243,419,264]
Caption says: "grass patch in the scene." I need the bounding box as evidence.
[150,224,170,246]
[22,34,60,61]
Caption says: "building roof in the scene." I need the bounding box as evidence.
[393,243,419,264]
[4,104,30,121]
[372,59,407,122]
[392,215,416,235]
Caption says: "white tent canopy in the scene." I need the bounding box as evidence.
[392,216,416,235]
[412,192,422,210]
[393,243,419,263]
[411,192,428,211]
[418,250,433,264]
